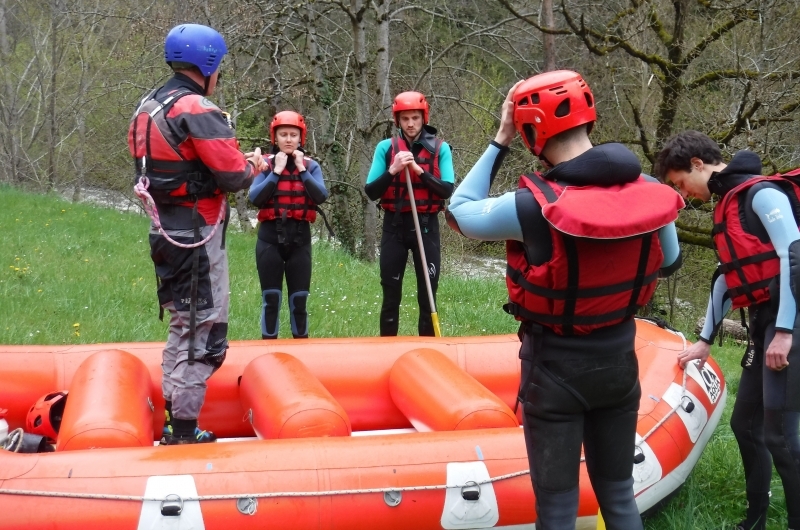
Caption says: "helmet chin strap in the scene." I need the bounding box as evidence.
[537,152,554,170]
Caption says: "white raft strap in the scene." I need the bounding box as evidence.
[0,329,702,504]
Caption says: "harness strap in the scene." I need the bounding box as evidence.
[504,302,637,326]
[626,234,653,318]
[718,250,778,273]
[188,203,200,366]
[506,266,659,300]
[561,236,580,335]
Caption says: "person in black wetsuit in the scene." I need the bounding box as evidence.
[249,111,328,339]
[447,71,684,529]
[364,92,455,336]
[656,130,800,530]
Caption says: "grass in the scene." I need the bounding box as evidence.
[0,185,790,528]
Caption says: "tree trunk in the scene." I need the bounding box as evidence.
[48,0,58,190]
[541,0,556,71]
[350,0,375,261]
[0,0,21,183]
[695,317,748,342]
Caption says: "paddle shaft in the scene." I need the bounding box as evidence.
[403,166,441,336]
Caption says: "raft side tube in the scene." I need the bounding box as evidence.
[389,348,519,432]
[56,349,153,451]
[240,352,351,439]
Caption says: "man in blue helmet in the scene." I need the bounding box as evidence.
[128,23,267,445]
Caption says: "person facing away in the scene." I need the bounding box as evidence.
[248,111,328,339]
[446,70,684,529]
[127,23,267,445]
[655,130,800,530]
[364,92,455,336]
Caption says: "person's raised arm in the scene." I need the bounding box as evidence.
[447,81,525,242]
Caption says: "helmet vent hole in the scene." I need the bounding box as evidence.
[585,93,594,107]
[522,124,537,148]
[34,416,42,428]
[550,85,567,95]
[518,97,528,106]
[555,99,570,118]
[531,94,540,104]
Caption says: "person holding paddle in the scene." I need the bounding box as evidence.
[364,92,455,337]
[447,71,683,529]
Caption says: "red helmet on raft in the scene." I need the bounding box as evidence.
[270,111,307,146]
[26,391,68,442]
[392,91,430,126]
[513,70,596,156]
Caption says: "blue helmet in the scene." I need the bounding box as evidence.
[164,24,227,77]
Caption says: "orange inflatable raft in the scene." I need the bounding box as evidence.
[0,319,726,530]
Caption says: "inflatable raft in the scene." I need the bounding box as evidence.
[0,319,726,530]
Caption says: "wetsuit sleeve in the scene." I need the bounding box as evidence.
[301,159,329,205]
[752,187,800,332]
[699,270,732,343]
[248,165,279,208]
[657,222,682,277]
[176,96,255,192]
[418,142,455,199]
[447,142,522,241]
[364,139,394,201]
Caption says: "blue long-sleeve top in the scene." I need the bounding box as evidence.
[699,187,800,339]
[248,156,328,208]
[448,142,681,271]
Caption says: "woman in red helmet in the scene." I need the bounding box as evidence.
[249,111,328,339]
[447,72,684,529]
[364,91,455,336]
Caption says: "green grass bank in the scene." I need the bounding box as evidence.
[0,186,789,529]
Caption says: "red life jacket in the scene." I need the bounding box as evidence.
[129,88,219,204]
[256,156,317,223]
[381,136,444,213]
[711,169,800,309]
[505,173,684,335]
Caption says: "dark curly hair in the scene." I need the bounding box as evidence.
[654,131,723,180]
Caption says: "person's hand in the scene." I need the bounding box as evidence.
[408,159,424,176]
[766,330,791,371]
[273,151,288,174]
[494,79,525,147]
[677,340,711,370]
[244,147,268,173]
[292,150,306,172]
[389,150,414,175]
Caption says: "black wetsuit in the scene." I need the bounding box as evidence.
[704,152,800,530]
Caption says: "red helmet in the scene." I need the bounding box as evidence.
[270,111,307,146]
[26,391,68,442]
[392,91,429,126]
[513,70,596,156]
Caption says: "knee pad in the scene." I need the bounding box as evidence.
[533,486,579,530]
[731,400,764,441]
[261,289,282,339]
[591,476,643,530]
[201,322,228,373]
[289,291,309,338]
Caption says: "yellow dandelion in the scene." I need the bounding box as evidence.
[73,323,80,328]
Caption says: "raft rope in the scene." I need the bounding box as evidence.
[0,327,700,503]
[133,175,226,249]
